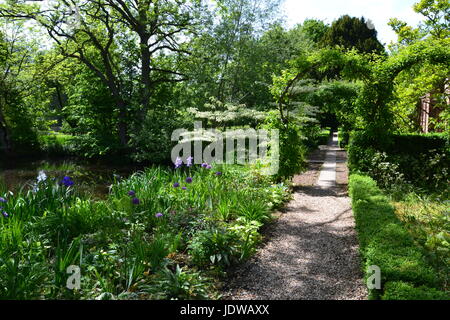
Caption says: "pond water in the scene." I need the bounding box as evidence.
[0,157,145,199]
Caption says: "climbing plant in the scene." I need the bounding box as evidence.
[272,38,450,143]
[355,38,450,139]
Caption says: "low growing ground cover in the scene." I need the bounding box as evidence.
[393,195,449,290]
[349,174,449,300]
[0,163,290,300]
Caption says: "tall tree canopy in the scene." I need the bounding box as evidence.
[322,15,385,54]
[0,0,203,147]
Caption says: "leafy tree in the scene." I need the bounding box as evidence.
[272,35,450,141]
[388,18,425,47]
[301,19,329,45]
[322,15,385,55]
[414,0,450,39]
[188,96,266,129]
[389,0,449,50]
[388,0,450,134]
[0,0,203,148]
[354,39,450,137]
[178,0,283,110]
[0,22,39,153]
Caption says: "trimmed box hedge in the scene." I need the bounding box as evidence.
[382,281,449,300]
[347,131,449,193]
[349,174,449,300]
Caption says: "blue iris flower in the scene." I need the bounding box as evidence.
[61,176,74,187]
[174,157,183,169]
[186,156,194,167]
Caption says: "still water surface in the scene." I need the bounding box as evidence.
[0,157,144,198]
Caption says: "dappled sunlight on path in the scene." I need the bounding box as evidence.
[222,133,367,300]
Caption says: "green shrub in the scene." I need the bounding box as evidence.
[365,223,438,287]
[349,174,447,300]
[382,281,450,300]
[141,265,211,300]
[388,134,448,155]
[348,131,449,194]
[302,126,330,149]
[236,198,271,223]
[188,218,263,269]
[262,111,306,180]
[1,97,40,154]
[68,133,124,159]
[129,109,189,164]
[189,227,241,268]
[39,133,75,156]
[228,219,263,261]
[338,128,350,148]
[317,128,331,146]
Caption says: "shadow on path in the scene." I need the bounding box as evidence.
[222,134,367,300]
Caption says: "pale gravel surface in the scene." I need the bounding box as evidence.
[222,142,367,300]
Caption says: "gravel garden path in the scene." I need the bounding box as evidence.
[222,133,367,300]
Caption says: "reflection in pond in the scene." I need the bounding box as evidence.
[0,158,144,199]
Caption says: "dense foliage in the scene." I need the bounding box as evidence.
[321,15,385,54]
[348,131,449,196]
[0,0,448,301]
[0,164,290,299]
[349,174,448,300]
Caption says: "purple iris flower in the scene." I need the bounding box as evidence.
[182,187,187,190]
[155,213,163,218]
[132,198,140,205]
[128,190,136,197]
[2,211,9,218]
[215,172,222,176]
[206,165,212,170]
[186,156,194,167]
[174,157,183,169]
[61,176,74,187]
[173,182,180,188]
[0,197,7,203]
[186,177,193,184]
[201,163,208,168]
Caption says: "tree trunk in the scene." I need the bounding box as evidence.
[140,33,152,121]
[0,109,12,153]
[116,98,129,147]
